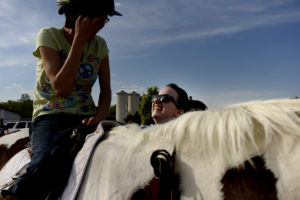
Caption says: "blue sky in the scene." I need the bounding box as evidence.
[0,0,299,108]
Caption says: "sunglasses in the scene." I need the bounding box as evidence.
[151,94,178,107]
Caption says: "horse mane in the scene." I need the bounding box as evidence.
[111,99,300,167]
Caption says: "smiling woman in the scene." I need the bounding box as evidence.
[151,83,207,124]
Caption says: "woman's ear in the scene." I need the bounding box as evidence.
[176,109,184,117]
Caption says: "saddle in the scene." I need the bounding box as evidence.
[0,163,29,192]
[0,124,96,200]
[46,124,97,200]
[0,146,32,196]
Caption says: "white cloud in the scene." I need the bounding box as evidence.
[1,0,299,105]
[103,0,300,52]
[0,0,58,48]
[1,83,34,101]
[0,54,34,68]
[115,2,121,7]
[195,89,288,109]
[142,11,300,45]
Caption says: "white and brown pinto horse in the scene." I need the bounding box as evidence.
[75,98,300,200]
[0,129,29,170]
[1,98,300,200]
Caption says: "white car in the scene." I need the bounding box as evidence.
[5,121,32,133]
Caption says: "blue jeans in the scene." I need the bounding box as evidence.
[10,114,90,200]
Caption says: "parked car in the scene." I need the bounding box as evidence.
[5,121,32,132]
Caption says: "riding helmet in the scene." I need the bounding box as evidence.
[56,0,122,16]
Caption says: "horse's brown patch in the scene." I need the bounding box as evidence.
[131,177,161,200]
[221,156,278,200]
[131,149,181,200]
[131,176,181,200]
[0,137,29,170]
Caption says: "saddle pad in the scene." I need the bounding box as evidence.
[59,120,120,200]
[0,149,30,186]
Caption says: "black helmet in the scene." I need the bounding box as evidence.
[57,0,122,16]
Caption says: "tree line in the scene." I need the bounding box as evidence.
[0,93,118,121]
[4,91,298,125]
[0,87,157,125]
[0,94,33,120]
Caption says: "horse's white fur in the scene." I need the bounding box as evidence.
[0,128,29,148]
[78,99,300,200]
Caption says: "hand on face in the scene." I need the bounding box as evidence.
[75,15,107,41]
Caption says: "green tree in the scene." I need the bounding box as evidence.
[107,104,116,120]
[19,94,31,102]
[0,93,33,120]
[125,112,141,124]
[137,86,159,125]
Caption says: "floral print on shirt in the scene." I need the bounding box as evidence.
[40,51,100,113]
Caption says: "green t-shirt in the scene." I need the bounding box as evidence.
[32,27,109,120]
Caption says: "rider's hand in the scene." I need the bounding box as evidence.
[74,15,107,41]
[82,116,101,127]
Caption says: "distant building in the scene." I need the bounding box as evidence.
[116,91,140,123]
[0,106,21,122]
[128,91,140,115]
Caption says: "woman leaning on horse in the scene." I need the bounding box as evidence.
[0,0,121,199]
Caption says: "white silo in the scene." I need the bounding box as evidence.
[128,91,140,115]
[116,90,128,123]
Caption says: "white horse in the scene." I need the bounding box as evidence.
[74,98,300,200]
[0,129,29,170]
[1,98,300,200]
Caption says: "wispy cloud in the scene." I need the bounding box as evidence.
[1,0,299,105]
[0,52,34,67]
[104,0,300,51]
[143,11,300,45]
[0,0,59,48]
[2,83,34,101]
[197,89,288,109]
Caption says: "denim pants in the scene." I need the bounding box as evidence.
[10,114,90,200]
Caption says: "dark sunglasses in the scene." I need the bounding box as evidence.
[151,94,178,107]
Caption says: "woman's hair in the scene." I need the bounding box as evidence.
[188,99,207,111]
[166,83,189,112]
[64,12,79,28]
[166,83,207,112]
